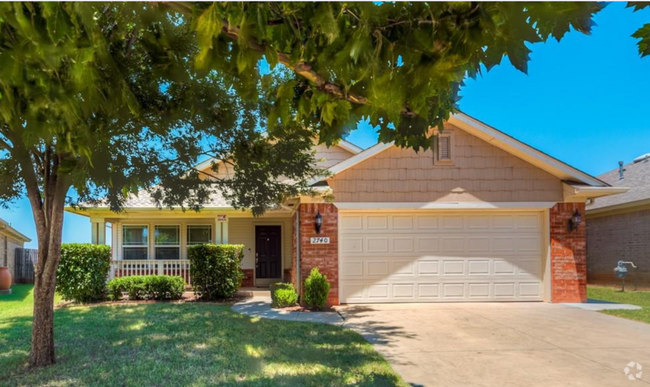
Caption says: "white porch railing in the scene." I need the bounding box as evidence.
[110,260,191,285]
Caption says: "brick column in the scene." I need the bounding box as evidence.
[296,203,339,306]
[550,203,587,303]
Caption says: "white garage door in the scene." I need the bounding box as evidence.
[339,211,545,303]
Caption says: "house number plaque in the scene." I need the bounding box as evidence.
[310,237,330,244]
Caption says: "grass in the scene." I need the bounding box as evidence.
[587,285,650,324]
[0,285,405,387]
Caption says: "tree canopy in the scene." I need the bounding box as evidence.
[185,2,604,150]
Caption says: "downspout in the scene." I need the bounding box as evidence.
[295,210,301,296]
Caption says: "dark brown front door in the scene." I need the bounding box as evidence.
[255,226,281,279]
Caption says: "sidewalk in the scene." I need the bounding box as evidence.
[231,296,345,326]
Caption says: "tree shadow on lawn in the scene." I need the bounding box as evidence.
[0,303,407,387]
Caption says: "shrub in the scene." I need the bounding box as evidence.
[303,268,330,310]
[270,282,298,308]
[107,275,184,301]
[188,244,244,300]
[56,244,111,303]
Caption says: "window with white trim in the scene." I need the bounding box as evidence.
[437,134,452,162]
[123,225,148,260]
[187,225,212,246]
[154,225,180,260]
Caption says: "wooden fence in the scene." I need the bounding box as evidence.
[14,248,38,284]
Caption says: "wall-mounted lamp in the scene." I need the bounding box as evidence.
[315,211,323,234]
[568,209,582,232]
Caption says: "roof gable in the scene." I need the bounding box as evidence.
[316,112,609,188]
[195,139,362,175]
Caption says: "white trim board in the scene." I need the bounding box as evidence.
[334,202,556,210]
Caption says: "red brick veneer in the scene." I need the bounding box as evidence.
[296,203,339,305]
[550,203,587,303]
[241,269,254,288]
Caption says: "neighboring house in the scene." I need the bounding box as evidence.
[586,154,650,285]
[65,113,627,304]
[0,218,31,277]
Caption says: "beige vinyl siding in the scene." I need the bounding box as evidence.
[313,143,355,168]
[328,124,563,203]
[224,218,293,270]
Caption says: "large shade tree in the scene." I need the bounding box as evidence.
[0,2,608,368]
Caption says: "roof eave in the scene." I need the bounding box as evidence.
[0,219,31,243]
[563,182,629,202]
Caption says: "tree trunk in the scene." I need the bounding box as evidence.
[26,172,67,368]
[29,275,56,367]
[28,206,65,368]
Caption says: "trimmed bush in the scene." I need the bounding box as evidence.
[303,268,330,310]
[107,275,184,301]
[270,282,298,308]
[56,244,111,303]
[188,244,244,300]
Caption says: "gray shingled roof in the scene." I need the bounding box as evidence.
[89,187,232,209]
[587,155,650,210]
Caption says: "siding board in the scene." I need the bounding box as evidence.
[328,124,563,203]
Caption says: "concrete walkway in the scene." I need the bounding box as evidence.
[231,296,345,326]
[339,302,650,387]
[565,298,642,311]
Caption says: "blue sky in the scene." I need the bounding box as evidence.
[2,2,649,248]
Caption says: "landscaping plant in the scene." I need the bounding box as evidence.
[56,244,111,303]
[270,283,299,308]
[107,275,184,301]
[188,244,244,300]
[304,268,331,310]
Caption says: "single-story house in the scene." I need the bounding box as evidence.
[66,113,628,304]
[0,218,32,277]
[586,154,650,285]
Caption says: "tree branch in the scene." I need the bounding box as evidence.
[219,21,370,105]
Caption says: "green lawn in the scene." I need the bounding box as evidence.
[588,285,650,324]
[0,285,405,387]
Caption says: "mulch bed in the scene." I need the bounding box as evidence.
[55,292,248,308]
[275,305,337,313]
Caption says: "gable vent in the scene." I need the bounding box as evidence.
[439,136,451,160]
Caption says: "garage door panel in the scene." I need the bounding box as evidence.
[340,212,545,303]
[418,261,440,275]
[393,237,415,252]
[417,237,440,252]
[392,216,414,230]
[416,216,439,230]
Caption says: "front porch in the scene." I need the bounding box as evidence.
[93,210,295,288]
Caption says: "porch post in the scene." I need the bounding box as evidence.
[215,215,229,244]
[90,217,106,245]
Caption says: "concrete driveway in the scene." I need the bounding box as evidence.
[339,303,650,387]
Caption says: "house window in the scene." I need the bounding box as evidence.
[438,134,452,162]
[187,225,212,246]
[154,225,180,260]
[123,225,148,260]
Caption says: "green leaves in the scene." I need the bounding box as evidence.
[629,3,650,57]
[633,23,650,57]
[311,3,339,44]
[184,2,605,149]
[194,3,222,69]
